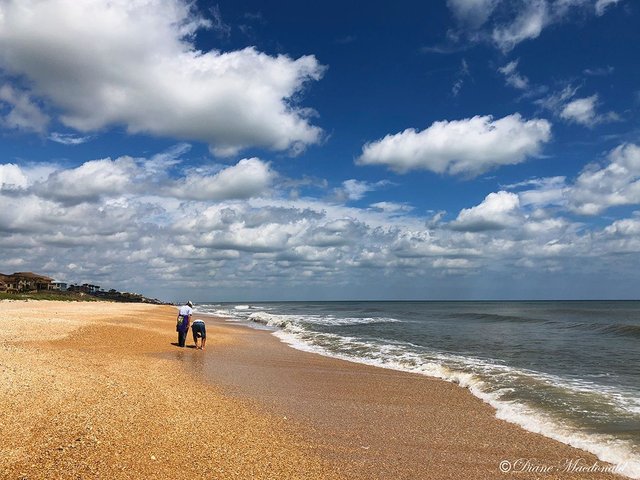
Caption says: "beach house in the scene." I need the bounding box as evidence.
[0,272,54,293]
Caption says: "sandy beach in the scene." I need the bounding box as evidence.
[0,301,630,479]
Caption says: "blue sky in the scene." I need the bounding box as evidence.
[1,0,639,301]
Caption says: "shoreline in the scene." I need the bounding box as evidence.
[199,303,640,479]
[0,301,633,479]
[178,311,632,479]
[264,317,640,479]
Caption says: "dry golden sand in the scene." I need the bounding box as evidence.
[0,301,630,480]
[0,301,337,480]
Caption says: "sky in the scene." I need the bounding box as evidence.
[0,0,639,302]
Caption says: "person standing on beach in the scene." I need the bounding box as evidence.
[176,301,193,348]
[191,318,206,350]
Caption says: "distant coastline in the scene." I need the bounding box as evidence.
[0,271,166,304]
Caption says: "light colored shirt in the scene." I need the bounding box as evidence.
[178,305,193,317]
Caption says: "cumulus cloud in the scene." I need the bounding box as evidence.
[569,143,640,215]
[0,163,29,190]
[0,162,63,193]
[560,95,599,126]
[0,84,49,133]
[357,114,551,177]
[3,144,640,300]
[0,0,325,155]
[305,218,367,247]
[0,189,139,239]
[507,176,567,207]
[506,143,640,216]
[22,149,276,205]
[170,158,275,201]
[450,191,522,231]
[604,217,640,236]
[34,157,138,205]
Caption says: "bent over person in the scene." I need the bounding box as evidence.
[191,318,206,350]
[176,301,193,347]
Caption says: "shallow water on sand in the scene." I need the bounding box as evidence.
[198,301,640,478]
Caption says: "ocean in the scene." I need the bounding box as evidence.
[196,300,640,478]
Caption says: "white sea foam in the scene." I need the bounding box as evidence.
[247,312,294,328]
[246,310,400,329]
[272,327,640,479]
[192,305,234,318]
[195,303,640,478]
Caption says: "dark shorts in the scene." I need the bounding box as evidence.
[191,321,206,339]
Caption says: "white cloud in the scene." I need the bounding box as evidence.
[446,1,621,52]
[569,143,640,215]
[209,4,231,38]
[0,191,138,238]
[34,157,137,205]
[0,163,28,190]
[170,158,275,201]
[498,60,530,90]
[492,0,549,52]
[583,65,614,76]
[535,85,578,112]
[432,257,475,269]
[24,148,275,205]
[538,89,619,127]
[0,0,325,155]
[4,145,640,300]
[340,180,371,201]
[332,179,390,202]
[450,191,522,231]
[196,220,298,253]
[500,144,640,217]
[0,84,49,133]
[560,95,598,126]
[447,0,500,28]
[49,133,94,145]
[604,217,640,236]
[595,0,621,15]
[452,58,471,97]
[357,114,551,177]
[370,202,414,214]
[305,218,366,247]
[509,176,567,207]
[0,162,58,193]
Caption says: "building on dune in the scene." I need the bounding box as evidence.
[0,272,54,293]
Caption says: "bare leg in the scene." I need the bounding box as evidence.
[201,337,206,350]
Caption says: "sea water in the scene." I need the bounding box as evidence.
[196,301,640,478]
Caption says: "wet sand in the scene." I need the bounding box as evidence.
[0,301,630,479]
[176,313,632,480]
